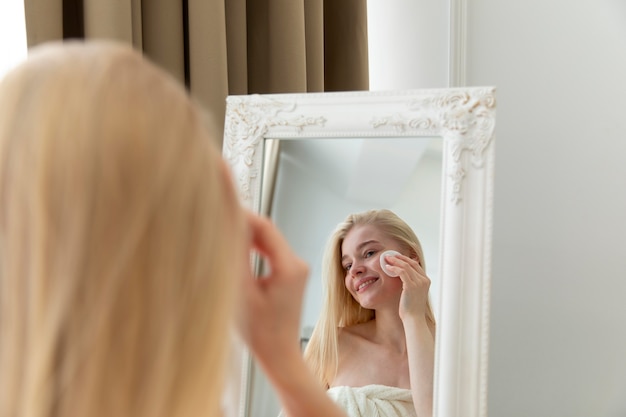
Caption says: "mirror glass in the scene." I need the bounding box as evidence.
[248,137,444,416]
[223,87,496,417]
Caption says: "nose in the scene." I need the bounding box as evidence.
[349,262,365,277]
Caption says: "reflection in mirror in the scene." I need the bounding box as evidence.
[248,137,444,417]
[271,138,443,338]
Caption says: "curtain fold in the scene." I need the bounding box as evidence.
[142,0,186,85]
[304,0,324,92]
[246,0,307,93]
[324,0,369,91]
[223,0,248,95]
[83,0,134,45]
[24,0,63,43]
[23,0,369,147]
[189,0,230,124]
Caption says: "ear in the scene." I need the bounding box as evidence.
[409,250,422,266]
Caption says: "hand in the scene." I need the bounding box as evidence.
[238,212,310,369]
[383,253,431,321]
[237,213,350,417]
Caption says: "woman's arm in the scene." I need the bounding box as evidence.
[239,213,348,417]
[384,253,435,417]
[259,348,348,417]
[403,316,435,417]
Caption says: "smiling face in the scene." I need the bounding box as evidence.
[340,224,405,309]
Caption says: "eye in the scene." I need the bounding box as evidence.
[364,250,376,258]
[343,263,352,271]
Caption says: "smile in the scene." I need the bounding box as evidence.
[357,278,378,292]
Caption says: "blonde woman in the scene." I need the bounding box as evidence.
[304,209,436,417]
[0,40,349,417]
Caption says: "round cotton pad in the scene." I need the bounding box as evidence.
[380,250,401,277]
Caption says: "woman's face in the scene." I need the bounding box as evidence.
[340,224,404,309]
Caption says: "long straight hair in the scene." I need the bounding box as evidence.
[0,41,245,417]
[304,209,436,388]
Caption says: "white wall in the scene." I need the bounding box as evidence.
[367,0,449,89]
[465,1,626,416]
[0,0,27,79]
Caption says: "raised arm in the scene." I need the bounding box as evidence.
[239,213,348,417]
[403,314,435,417]
[384,253,435,417]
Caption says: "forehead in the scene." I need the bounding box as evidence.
[341,224,392,254]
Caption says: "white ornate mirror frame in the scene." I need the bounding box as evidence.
[223,87,496,417]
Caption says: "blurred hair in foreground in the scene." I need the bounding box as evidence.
[0,40,245,417]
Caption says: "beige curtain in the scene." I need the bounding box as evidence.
[23,0,369,147]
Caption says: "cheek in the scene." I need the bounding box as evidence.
[386,276,404,291]
[343,273,359,297]
[370,257,385,274]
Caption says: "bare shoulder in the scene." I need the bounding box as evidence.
[337,321,377,357]
[333,323,374,386]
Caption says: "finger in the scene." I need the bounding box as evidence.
[387,258,430,289]
[247,212,280,255]
[388,254,426,277]
[246,211,308,278]
[384,255,414,276]
[246,212,293,273]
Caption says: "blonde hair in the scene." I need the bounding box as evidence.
[304,209,436,388]
[0,41,245,417]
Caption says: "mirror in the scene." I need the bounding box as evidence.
[223,87,496,417]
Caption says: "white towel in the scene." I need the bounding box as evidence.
[327,384,416,417]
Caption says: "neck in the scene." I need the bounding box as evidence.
[371,307,407,353]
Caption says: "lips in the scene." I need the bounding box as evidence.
[355,277,378,293]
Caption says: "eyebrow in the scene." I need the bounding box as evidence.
[341,240,380,261]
